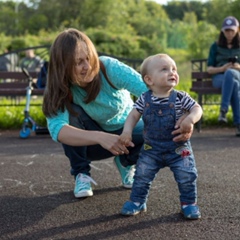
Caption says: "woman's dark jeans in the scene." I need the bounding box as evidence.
[62,104,144,178]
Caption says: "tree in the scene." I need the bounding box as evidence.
[187,20,218,59]
[126,0,170,51]
[0,1,19,35]
[163,1,208,21]
[203,0,239,29]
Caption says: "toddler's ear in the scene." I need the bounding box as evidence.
[144,75,152,85]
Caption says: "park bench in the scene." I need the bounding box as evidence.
[0,45,50,105]
[0,71,44,105]
[190,58,221,131]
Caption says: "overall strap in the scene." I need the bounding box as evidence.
[143,90,152,105]
[99,60,117,90]
[168,89,177,104]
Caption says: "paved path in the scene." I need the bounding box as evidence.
[0,128,240,240]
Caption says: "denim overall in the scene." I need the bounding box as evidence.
[130,90,198,205]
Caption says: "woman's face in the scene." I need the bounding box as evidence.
[223,29,238,43]
[73,42,94,87]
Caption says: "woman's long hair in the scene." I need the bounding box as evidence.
[42,28,100,117]
[217,31,240,48]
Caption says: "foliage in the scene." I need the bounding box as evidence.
[0,0,239,131]
[167,17,192,49]
[0,0,240,61]
[163,0,210,21]
[86,28,144,58]
[0,103,46,129]
[127,0,170,50]
[201,105,233,127]
[204,0,236,28]
[187,20,218,59]
[0,33,12,51]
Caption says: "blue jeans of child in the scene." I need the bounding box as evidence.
[62,103,144,178]
[130,140,198,205]
[212,69,240,125]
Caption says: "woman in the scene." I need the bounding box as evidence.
[207,16,240,136]
[43,28,192,198]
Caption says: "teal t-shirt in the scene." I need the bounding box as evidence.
[47,56,148,142]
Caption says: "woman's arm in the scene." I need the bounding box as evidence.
[206,42,233,74]
[207,63,232,75]
[101,56,148,97]
[47,108,129,155]
[58,125,130,155]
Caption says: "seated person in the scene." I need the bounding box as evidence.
[0,54,11,71]
[0,46,18,71]
[207,16,240,137]
[19,49,43,72]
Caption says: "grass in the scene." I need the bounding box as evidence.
[0,97,47,130]
[201,105,233,127]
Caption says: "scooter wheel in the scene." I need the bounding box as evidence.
[19,127,31,139]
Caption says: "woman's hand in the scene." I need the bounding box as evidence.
[208,63,232,75]
[232,62,240,71]
[58,126,132,156]
[99,132,133,156]
[221,62,232,72]
[172,112,193,142]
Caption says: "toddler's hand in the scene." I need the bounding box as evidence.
[119,132,134,147]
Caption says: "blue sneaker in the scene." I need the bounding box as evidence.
[121,201,147,216]
[114,156,135,188]
[181,205,201,220]
[74,173,97,198]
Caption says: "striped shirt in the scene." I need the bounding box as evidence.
[133,90,196,121]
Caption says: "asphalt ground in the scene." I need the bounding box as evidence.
[0,127,240,240]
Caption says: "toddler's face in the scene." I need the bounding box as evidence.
[147,56,179,90]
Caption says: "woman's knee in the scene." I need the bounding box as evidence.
[225,69,239,80]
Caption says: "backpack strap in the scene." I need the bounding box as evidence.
[99,60,117,90]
